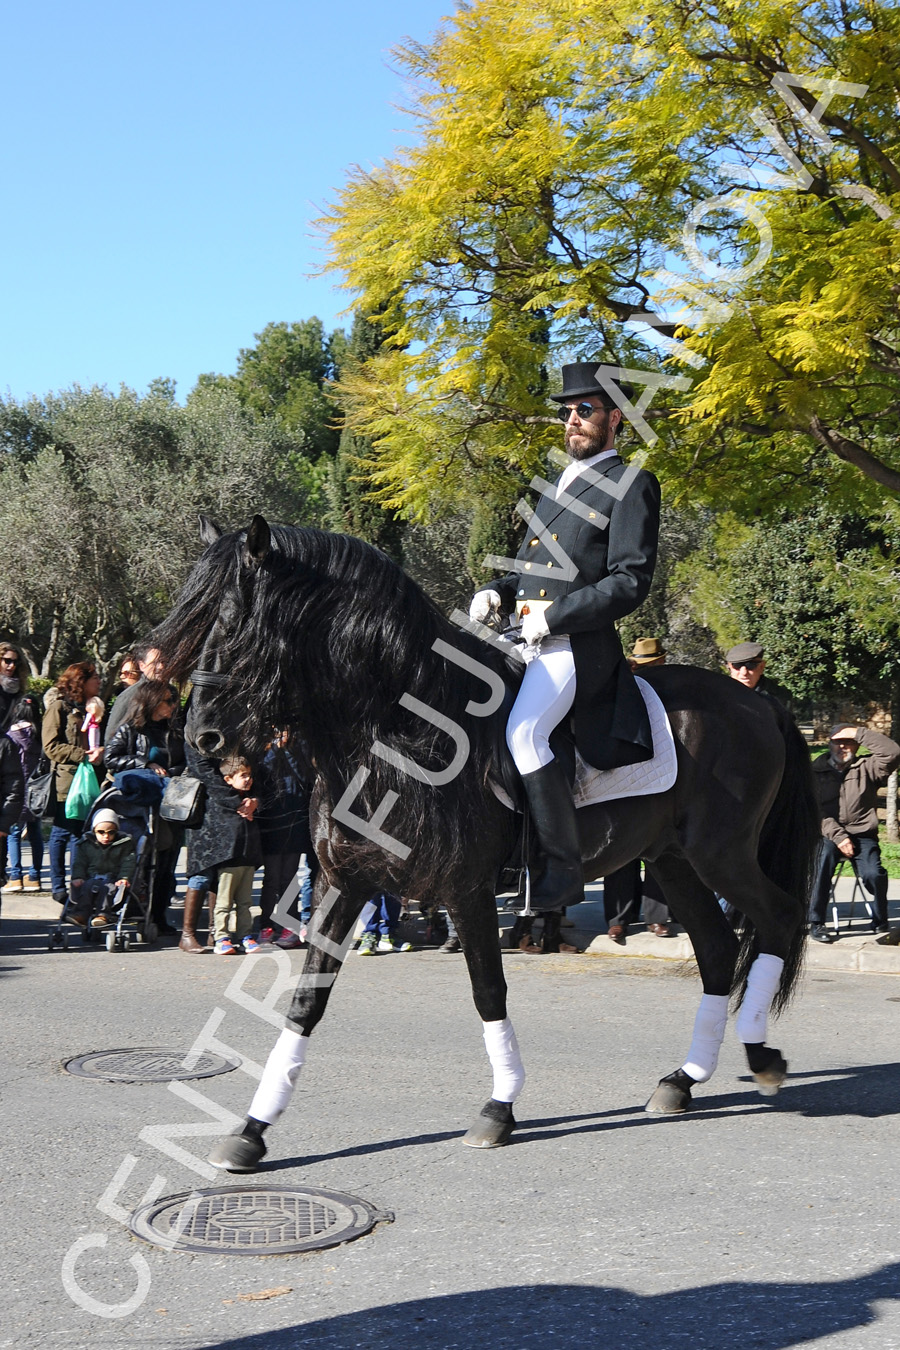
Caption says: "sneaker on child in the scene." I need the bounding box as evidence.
[275,928,302,949]
[242,935,261,953]
[214,938,238,955]
[357,933,377,955]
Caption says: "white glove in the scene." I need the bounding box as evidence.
[520,607,550,645]
[469,589,502,623]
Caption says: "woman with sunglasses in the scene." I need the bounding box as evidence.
[0,642,29,733]
[105,680,185,937]
[42,661,105,907]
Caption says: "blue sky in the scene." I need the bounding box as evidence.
[0,1,454,401]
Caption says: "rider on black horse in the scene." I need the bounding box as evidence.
[469,363,661,917]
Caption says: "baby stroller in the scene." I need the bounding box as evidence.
[47,770,164,952]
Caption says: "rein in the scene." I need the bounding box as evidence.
[189,668,229,689]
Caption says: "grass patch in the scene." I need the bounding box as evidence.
[878,832,900,879]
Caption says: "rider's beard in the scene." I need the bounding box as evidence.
[565,410,612,460]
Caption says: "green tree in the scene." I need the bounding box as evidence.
[617,507,721,668]
[325,0,900,522]
[0,383,317,678]
[228,319,346,457]
[676,509,900,706]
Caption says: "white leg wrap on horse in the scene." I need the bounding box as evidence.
[247,1028,309,1125]
[681,993,729,1083]
[735,953,785,1044]
[482,1017,525,1103]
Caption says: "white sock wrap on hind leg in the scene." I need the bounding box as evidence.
[735,953,785,1044]
[681,993,729,1083]
[247,1028,309,1125]
[482,1017,525,1103]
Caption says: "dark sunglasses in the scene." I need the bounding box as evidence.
[731,660,761,670]
[0,656,19,667]
[556,402,607,423]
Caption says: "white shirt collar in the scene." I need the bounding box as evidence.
[556,447,618,498]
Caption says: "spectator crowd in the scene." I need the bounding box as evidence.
[1,634,898,951]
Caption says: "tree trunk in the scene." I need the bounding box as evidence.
[886,770,899,845]
[40,604,66,678]
[888,684,900,843]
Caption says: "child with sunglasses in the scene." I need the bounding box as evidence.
[68,809,136,928]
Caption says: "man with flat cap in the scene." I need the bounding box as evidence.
[725,641,793,713]
[808,723,900,942]
[469,362,661,925]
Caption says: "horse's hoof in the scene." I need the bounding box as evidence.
[462,1099,516,1148]
[208,1131,267,1172]
[645,1079,692,1114]
[753,1051,788,1097]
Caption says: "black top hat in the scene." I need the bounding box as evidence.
[551,362,635,404]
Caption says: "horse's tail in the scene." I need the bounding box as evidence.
[733,711,819,1016]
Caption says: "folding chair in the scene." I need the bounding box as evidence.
[829,855,875,936]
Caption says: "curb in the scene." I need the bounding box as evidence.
[581,927,900,974]
[6,893,900,973]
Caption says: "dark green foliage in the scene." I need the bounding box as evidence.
[684,510,900,708]
[0,382,319,678]
[617,506,721,668]
[466,486,532,591]
[727,513,900,707]
[230,319,346,457]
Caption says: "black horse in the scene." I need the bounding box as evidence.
[154,516,818,1170]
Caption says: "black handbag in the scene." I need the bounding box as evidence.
[24,754,55,820]
[160,774,205,827]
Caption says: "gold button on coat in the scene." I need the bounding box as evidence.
[540,589,547,597]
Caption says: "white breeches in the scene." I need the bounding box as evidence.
[506,639,576,776]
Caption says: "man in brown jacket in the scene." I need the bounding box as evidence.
[808,723,900,942]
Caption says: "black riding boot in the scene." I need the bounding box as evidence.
[521,758,584,911]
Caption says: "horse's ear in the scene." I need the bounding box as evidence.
[198,514,222,545]
[242,515,271,569]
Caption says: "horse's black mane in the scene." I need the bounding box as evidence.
[154,525,516,895]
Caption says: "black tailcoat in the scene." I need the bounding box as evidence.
[484,453,661,771]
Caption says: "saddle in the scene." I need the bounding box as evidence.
[489,661,675,816]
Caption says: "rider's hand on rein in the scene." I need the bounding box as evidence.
[469,589,501,623]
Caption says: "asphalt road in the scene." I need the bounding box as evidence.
[3,914,899,1350]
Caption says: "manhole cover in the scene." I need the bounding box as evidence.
[129,1185,393,1255]
[62,1048,240,1083]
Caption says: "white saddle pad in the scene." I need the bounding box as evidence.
[492,675,677,811]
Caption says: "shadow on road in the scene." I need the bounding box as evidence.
[262,1062,900,1172]
[203,1266,900,1348]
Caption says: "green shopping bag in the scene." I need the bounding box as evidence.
[64,760,101,821]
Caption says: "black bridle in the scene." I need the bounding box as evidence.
[189,668,229,689]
